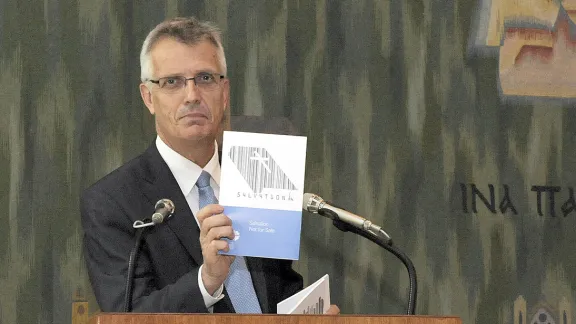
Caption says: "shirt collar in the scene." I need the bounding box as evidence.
[155,136,221,197]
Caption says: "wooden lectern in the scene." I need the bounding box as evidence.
[89,313,462,324]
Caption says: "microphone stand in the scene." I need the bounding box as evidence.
[123,199,174,312]
[123,226,147,312]
[327,212,417,315]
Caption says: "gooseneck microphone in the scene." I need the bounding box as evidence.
[302,193,417,315]
[302,193,392,244]
[124,199,175,312]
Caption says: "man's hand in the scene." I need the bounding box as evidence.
[197,204,235,295]
[325,304,340,315]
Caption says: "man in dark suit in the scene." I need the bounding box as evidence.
[81,17,304,313]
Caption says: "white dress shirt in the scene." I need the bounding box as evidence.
[155,136,225,311]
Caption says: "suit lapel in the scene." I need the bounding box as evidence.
[140,143,204,265]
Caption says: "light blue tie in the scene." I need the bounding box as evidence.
[196,171,262,314]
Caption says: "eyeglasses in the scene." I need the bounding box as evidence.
[148,72,225,93]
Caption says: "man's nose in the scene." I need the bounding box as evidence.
[184,79,201,102]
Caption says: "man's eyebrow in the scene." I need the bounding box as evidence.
[195,70,217,75]
[155,73,184,78]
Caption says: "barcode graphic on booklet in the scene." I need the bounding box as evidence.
[302,297,325,314]
[228,146,297,194]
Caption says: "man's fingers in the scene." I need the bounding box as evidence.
[205,226,235,242]
[325,305,340,315]
[207,239,230,253]
[197,204,224,224]
[202,213,232,228]
[200,213,231,233]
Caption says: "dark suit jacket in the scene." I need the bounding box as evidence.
[81,143,303,313]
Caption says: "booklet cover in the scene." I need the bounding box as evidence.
[219,131,307,260]
[277,274,330,314]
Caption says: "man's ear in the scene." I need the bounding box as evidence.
[139,83,155,115]
[217,79,231,147]
[223,78,230,113]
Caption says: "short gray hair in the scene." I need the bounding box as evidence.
[140,17,227,82]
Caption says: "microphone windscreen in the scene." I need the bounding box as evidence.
[302,193,315,211]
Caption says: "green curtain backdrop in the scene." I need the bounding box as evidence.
[1,1,575,323]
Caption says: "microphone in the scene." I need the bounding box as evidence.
[124,199,175,312]
[151,199,175,224]
[303,193,418,315]
[302,193,392,244]
[133,199,175,228]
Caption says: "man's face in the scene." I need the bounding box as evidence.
[139,37,229,145]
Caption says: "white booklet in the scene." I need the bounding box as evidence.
[219,131,307,260]
[277,274,330,314]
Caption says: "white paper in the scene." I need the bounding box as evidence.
[277,274,330,314]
